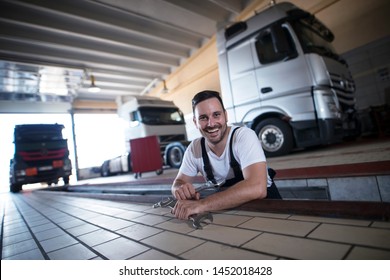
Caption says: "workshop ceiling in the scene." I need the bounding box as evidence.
[0,0,257,103]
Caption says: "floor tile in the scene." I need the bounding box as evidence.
[34,227,65,241]
[93,237,149,260]
[189,224,260,246]
[3,224,29,236]
[233,210,291,219]
[58,218,86,229]
[2,231,32,246]
[77,229,120,247]
[243,233,350,260]
[346,246,390,259]
[181,241,276,260]
[132,214,171,226]
[2,248,45,260]
[131,249,178,260]
[115,210,146,220]
[30,222,58,234]
[40,234,78,253]
[239,217,319,237]
[308,224,390,249]
[212,213,253,227]
[2,239,39,258]
[47,243,97,260]
[142,231,205,255]
[88,215,135,230]
[117,224,163,241]
[66,223,100,237]
[25,218,51,227]
[155,219,196,234]
[288,215,372,226]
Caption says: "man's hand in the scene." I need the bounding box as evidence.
[173,199,202,220]
[173,182,201,200]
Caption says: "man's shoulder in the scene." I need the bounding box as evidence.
[234,126,256,138]
[187,137,202,158]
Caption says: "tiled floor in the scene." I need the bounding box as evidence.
[2,190,390,260]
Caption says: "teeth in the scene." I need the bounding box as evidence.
[207,129,218,133]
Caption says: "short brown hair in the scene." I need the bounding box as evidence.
[191,90,225,114]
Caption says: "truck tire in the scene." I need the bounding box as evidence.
[10,183,22,193]
[63,176,69,185]
[167,145,185,168]
[255,118,294,157]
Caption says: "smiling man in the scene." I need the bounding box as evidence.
[171,90,281,220]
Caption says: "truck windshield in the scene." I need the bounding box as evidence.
[291,20,344,64]
[139,107,185,125]
[15,126,64,142]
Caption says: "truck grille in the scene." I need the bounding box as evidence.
[329,73,356,111]
[19,148,67,161]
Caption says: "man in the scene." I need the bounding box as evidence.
[172,90,280,220]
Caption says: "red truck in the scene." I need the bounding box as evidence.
[9,124,72,192]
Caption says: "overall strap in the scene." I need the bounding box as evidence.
[201,137,216,184]
[229,127,243,179]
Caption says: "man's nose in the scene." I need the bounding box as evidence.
[208,117,216,126]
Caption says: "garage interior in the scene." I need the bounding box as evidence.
[1,0,390,262]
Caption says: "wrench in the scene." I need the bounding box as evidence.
[152,197,214,229]
[152,179,224,209]
[194,179,225,193]
[190,212,213,229]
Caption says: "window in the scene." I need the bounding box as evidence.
[255,26,296,65]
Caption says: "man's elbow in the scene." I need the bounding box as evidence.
[255,185,267,200]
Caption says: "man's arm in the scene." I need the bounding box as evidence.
[173,161,268,220]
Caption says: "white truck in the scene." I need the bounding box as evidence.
[217,2,360,157]
[100,95,189,176]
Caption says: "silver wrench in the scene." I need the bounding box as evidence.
[152,179,225,209]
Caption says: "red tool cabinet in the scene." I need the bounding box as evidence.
[130,135,163,178]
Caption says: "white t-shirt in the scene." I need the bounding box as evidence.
[179,126,273,187]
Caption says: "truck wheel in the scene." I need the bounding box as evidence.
[167,145,184,169]
[10,183,22,193]
[255,118,293,157]
[63,176,69,185]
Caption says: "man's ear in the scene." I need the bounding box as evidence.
[193,116,198,128]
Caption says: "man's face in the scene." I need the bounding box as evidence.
[193,97,228,145]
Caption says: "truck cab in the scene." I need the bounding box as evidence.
[217,2,360,157]
[101,95,189,177]
[9,123,72,192]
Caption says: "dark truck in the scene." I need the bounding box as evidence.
[9,124,72,193]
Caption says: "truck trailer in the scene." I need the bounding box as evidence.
[217,2,360,157]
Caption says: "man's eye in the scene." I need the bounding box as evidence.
[199,116,207,121]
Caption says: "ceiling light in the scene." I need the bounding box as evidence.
[88,74,100,93]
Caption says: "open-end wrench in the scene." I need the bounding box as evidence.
[152,197,214,229]
[190,212,213,229]
[152,179,224,209]
[194,179,226,193]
